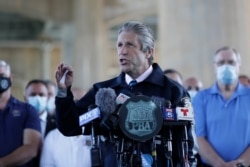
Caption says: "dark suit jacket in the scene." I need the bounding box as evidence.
[44,114,57,137]
[55,63,195,166]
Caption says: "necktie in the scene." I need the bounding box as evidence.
[129,80,137,89]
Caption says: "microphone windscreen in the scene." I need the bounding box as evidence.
[95,88,117,115]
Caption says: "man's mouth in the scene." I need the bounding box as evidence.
[120,59,128,65]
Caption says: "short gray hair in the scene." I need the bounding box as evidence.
[214,46,241,64]
[0,60,11,75]
[118,21,155,65]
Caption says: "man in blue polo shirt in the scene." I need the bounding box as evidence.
[193,46,250,167]
[0,60,41,167]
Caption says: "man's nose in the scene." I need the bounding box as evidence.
[119,46,128,55]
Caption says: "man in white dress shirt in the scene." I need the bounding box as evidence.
[40,86,91,167]
[40,129,91,167]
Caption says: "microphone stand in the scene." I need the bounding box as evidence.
[117,137,124,167]
[162,127,173,167]
[162,100,174,167]
[134,142,142,167]
[151,137,157,167]
[90,121,103,167]
[166,128,173,167]
[180,97,191,167]
[181,124,189,167]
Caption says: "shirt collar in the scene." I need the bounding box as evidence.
[40,110,47,122]
[210,81,248,96]
[125,65,153,85]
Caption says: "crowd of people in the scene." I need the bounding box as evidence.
[1,20,250,167]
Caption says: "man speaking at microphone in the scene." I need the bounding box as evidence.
[55,21,195,166]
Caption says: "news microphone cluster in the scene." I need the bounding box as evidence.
[162,98,194,126]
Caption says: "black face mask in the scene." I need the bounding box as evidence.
[0,76,11,94]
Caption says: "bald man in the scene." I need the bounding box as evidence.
[184,77,203,100]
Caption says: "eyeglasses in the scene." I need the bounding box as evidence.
[215,60,237,66]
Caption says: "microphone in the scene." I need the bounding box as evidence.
[154,97,192,166]
[78,104,103,167]
[95,87,117,116]
[162,98,194,122]
[100,92,132,132]
[79,104,101,126]
[175,97,194,121]
[162,100,177,121]
[116,93,131,105]
[78,87,119,127]
[92,88,116,167]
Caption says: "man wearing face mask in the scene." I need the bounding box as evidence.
[192,46,250,167]
[45,80,57,116]
[184,76,203,101]
[183,76,203,166]
[24,79,57,166]
[0,60,41,167]
[24,79,57,138]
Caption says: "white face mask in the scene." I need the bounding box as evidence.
[216,64,238,85]
[27,95,47,114]
[46,96,55,113]
[188,90,198,101]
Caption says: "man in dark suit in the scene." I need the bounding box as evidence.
[24,79,57,166]
[55,21,195,166]
[24,79,57,139]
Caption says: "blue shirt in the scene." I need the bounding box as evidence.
[0,96,41,167]
[193,83,250,161]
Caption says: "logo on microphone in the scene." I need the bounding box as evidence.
[116,93,130,104]
[162,108,176,121]
[180,108,189,116]
[125,100,156,135]
[119,95,163,142]
[176,107,194,121]
[79,107,101,126]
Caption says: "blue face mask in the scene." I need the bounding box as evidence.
[27,95,47,114]
[216,64,237,85]
[46,96,55,113]
[188,90,198,101]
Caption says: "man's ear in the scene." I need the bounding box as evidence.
[146,48,154,59]
[213,61,219,75]
[9,74,13,81]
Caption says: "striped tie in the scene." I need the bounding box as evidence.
[129,80,137,89]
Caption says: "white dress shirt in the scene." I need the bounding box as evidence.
[40,129,91,167]
[39,111,47,139]
[125,65,153,84]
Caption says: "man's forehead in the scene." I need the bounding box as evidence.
[186,80,198,86]
[215,50,238,61]
[27,83,48,92]
[117,31,138,41]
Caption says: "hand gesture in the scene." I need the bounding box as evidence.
[55,63,74,89]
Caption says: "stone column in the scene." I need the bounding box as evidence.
[157,0,250,87]
[64,0,105,90]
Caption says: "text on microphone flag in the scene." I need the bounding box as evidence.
[79,107,101,126]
